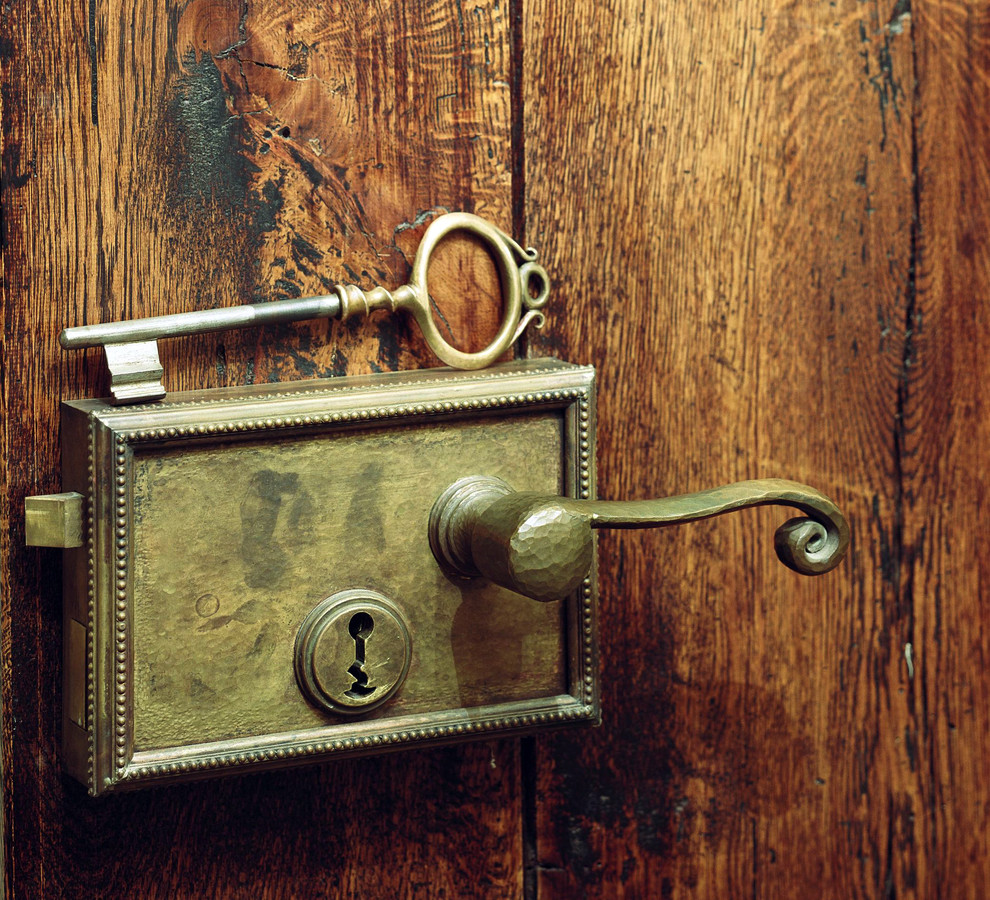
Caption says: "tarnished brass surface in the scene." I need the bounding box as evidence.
[24,492,84,548]
[430,476,850,603]
[58,359,598,793]
[129,413,563,750]
[66,620,87,727]
[59,213,550,405]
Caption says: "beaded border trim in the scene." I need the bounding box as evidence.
[90,381,597,789]
[117,360,572,413]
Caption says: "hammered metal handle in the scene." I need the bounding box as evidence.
[429,476,850,603]
[59,212,550,404]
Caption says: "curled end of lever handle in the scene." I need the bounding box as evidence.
[774,513,849,576]
[588,478,850,577]
[703,478,850,576]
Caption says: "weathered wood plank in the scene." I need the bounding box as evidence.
[4,0,989,895]
[524,0,923,896]
[1,0,520,896]
[907,2,990,897]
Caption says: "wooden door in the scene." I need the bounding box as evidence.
[2,1,987,897]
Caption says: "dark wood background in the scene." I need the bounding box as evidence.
[2,0,987,897]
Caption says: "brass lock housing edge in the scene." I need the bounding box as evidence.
[57,359,600,795]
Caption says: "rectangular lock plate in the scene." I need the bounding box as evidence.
[61,359,599,794]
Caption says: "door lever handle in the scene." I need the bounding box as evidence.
[429,476,850,603]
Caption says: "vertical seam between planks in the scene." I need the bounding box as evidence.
[884,6,924,892]
[512,0,537,889]
[521,736,539,900]
[905,4,938,888]
[510,0,527,361]
[0,6,9,890]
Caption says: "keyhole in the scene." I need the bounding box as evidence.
[346,612,375,698]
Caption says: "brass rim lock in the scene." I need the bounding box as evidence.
[294,590,412,716]
[23,198,852,792]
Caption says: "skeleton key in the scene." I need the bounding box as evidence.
[59,212,550,405]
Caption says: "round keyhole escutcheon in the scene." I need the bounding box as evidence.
[294,589,412,715]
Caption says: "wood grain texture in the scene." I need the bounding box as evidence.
[524,0,987,896]
[908,2,990,896]
[3,0,989,896]
[1,0,520,896]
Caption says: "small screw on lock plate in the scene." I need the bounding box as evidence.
[294,589,412,715]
